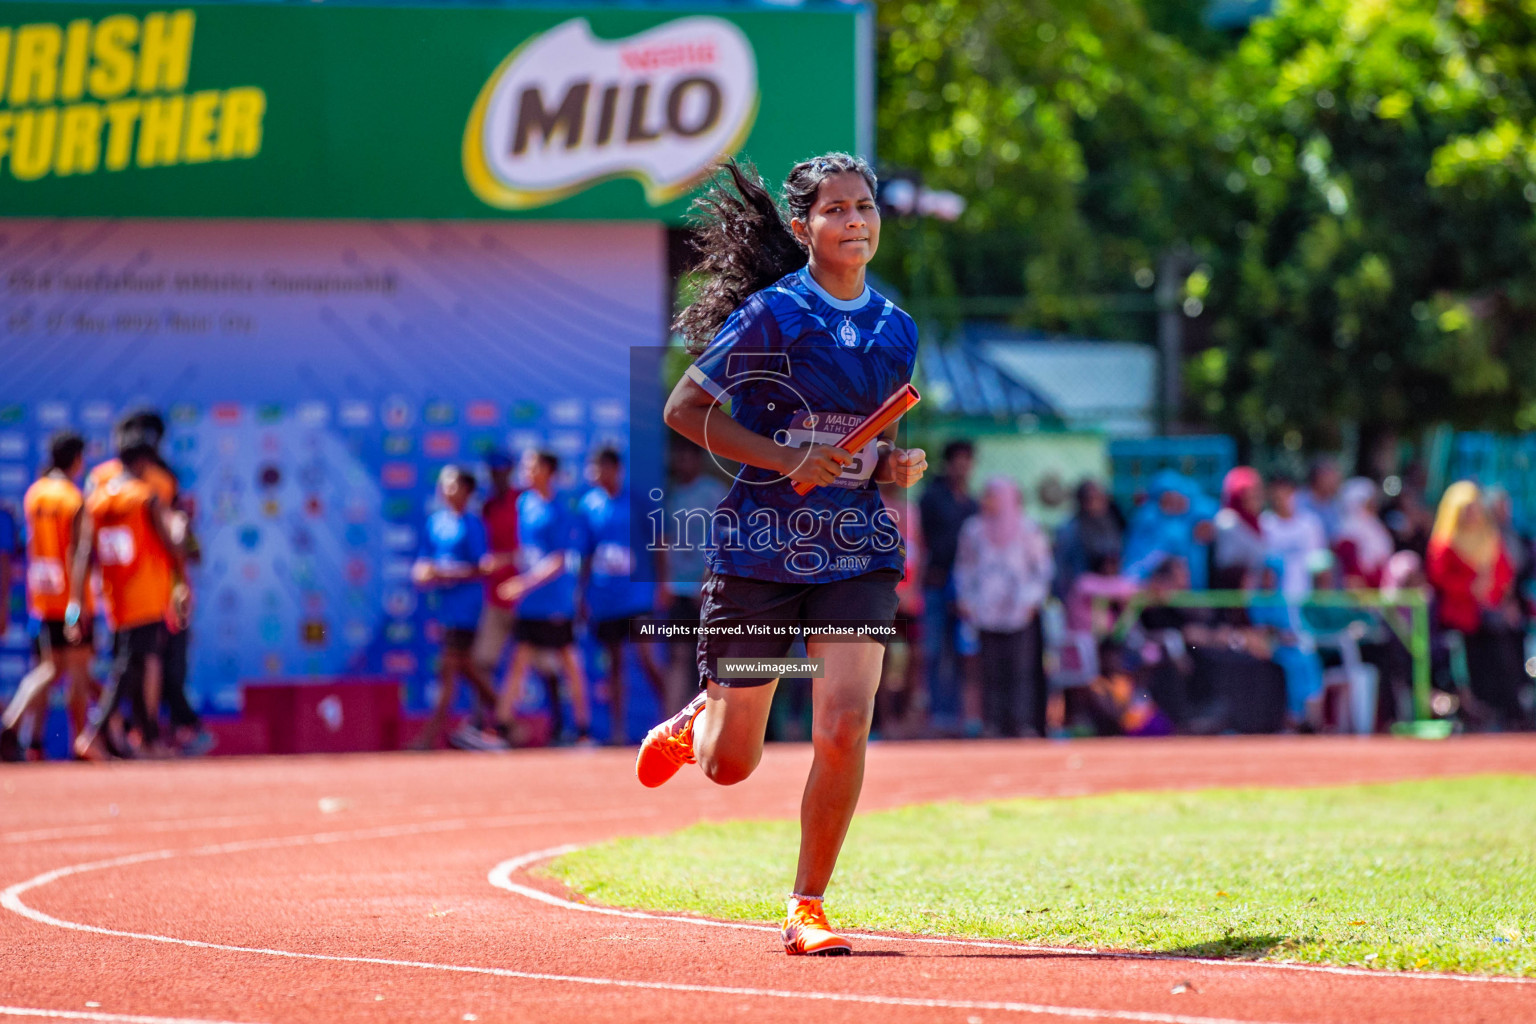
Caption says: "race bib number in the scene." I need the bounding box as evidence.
[593,542,634,576]
[27,558,66,596]
[98,526,138,567]
[781,411,879,489]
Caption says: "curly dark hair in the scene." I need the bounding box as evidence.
[673,153,877,354]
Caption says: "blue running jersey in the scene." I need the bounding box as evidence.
[515,488,579,620]
[420,509,487,630]
[578,485,654,621]
[683,267,918,584]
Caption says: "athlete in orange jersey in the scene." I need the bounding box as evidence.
[85,409,206,753]
[86,457,177,506]
[0,434,99,762]
[86,410,178,509]
[71,436,186,758]
[84,405,208,752]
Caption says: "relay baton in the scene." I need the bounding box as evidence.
[792,383,922,496]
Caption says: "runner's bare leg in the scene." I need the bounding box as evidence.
[794,637,884,897]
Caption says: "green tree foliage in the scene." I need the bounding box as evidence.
[872,0,1225,340]
[1194,0,1536,446]
[876,0,1536,442]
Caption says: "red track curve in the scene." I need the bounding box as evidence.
[3,736,1535,1024]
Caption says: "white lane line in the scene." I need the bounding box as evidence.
[0,1007,268,1024]
[489,847,1536,987]
[3,816,277,844]
[1,799,598,844]
[2,819,1305,1024]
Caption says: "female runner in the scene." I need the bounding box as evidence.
[635,153,928,956]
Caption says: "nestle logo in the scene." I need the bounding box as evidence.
[619,39,717,71]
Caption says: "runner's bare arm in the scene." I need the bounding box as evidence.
[479,552,518,573]
[65,510,96,641]
[426,563,482,583]
[147,495,187,577]
[496,552,565,604]
[663,372,850,490]
[146,494,192,626]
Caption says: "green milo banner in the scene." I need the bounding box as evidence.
[0,3,863,220]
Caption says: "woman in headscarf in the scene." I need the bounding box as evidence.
[1334,478,1395,589]
[1247,554,1326,729]
[1053,480,1123,601]
[1123,471,1216,589]
[1213,467,1266,590]
[954,476,1055,737]
[1427,482,1529,728]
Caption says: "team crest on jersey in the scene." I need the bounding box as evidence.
[837,319,859,348]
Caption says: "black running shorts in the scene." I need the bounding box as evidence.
[115,621,169,659]
[34,618,94,658]
[514,617,575,650]
[441,626,477,653]
[695,569,902,689]
[594,614,648,646]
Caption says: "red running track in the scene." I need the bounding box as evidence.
[3,735,1535,1024]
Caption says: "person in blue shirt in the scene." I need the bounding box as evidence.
[578,447,665,746]
[1123,471,1217,589]
[494,449,591,744]
[407,466,499,750]
[634,154,928,957]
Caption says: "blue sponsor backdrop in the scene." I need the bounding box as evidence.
[0,219,664,718]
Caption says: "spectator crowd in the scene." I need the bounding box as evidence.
[890,443,1535,741]
[4,419,1532,762]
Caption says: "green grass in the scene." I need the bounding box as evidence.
[546,775,1536,976]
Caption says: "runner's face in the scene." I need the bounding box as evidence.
[593,460,620,491]
[440,476,469,511]
[522,452,551,490]
[795,171,879,271]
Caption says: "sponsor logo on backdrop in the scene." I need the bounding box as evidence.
[297,402,330,426]
[464,17,758,210]
[381,463,416,489]
[38,403,69,427]
[339,401,372,428]
[423,431,459,458]
[384,525,417,552]
[0,10,266,183]
[382,398,413,430]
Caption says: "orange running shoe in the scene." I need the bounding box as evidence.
[635,692,707,788]
[782,896,852,956]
